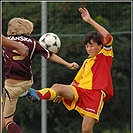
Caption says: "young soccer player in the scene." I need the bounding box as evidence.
[2,17,79,133]
[1,35,29,131]
[28,7,114,133]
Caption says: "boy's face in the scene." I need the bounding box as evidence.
[85,39,102,57]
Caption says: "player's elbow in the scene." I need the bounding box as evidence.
[104,33,112,44]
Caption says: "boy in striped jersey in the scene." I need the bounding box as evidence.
[28,7,114,133]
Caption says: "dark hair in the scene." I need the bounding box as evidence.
[83,31,102,45]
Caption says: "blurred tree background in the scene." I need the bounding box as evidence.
[2,2,131,133]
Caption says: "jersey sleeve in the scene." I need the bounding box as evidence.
[35,40,53,59]
[101,35,113,50]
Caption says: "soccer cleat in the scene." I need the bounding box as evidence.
[27,88,40,103]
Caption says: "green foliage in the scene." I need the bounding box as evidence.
[2,2,131,133]
[102,124,131,133]
[95,16,109,29]
[2,2,41,35]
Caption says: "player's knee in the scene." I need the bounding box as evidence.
[52,83,61,89]
[4,116,14,125]
[51,84,62,94]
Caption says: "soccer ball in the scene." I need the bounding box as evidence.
[39,33,61,53]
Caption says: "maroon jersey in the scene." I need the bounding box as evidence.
[3,35,53,80]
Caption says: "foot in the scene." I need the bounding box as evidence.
[27,88,40,103]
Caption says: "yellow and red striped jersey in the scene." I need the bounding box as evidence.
[73,35,114,100]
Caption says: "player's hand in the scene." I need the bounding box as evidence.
[68,62,79,70]
[78,7,91,23]
[53,96,62,103]
[16,42,29,57]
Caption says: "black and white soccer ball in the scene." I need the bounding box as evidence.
[39,33,61,53]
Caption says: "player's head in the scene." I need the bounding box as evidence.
[83,31,102,46]
[83,31,103,57]
[7,18,33,36]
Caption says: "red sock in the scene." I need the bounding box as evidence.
[6,121,23,133]
[37,88,56,100]
[37,90,51,99]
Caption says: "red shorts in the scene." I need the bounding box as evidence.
[62,85,106,121]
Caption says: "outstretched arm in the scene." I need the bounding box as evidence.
[79,7,111,44]
[49,53,79,70]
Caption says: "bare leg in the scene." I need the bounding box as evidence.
[28,83,75,102]
[52,84,74,100]
[82,116,95,133]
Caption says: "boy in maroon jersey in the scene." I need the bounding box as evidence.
[28,7,114,133]
[1,34,29,132]
[2,17,79,133]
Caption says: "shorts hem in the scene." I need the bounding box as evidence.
[62,85,78,110]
